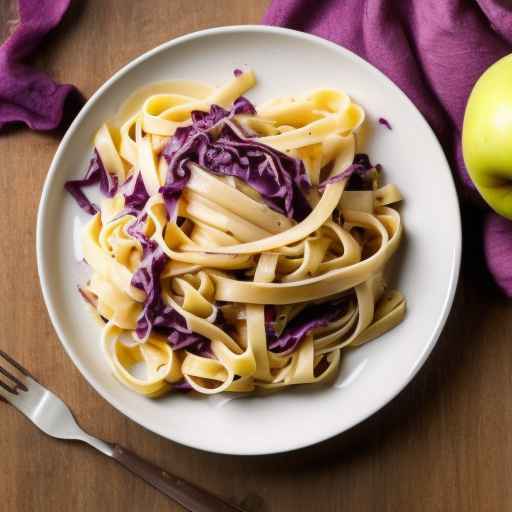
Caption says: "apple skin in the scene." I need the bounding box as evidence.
[462,54,512,219]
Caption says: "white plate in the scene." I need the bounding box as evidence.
[37,26,461,455]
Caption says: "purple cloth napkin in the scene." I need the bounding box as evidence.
[264,0,512,295]
[0,0,78,130]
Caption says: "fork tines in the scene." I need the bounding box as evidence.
[0,350,31,395]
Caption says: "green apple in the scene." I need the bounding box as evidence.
[462,54,512,219]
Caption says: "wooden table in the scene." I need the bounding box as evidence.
[1,1,512,510]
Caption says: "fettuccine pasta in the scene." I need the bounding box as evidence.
[65,69,405,397]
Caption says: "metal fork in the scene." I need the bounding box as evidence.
[0,349,243,512]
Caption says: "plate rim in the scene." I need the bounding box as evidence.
[36,24,462,455]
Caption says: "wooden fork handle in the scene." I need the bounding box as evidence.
[112,444,243,512]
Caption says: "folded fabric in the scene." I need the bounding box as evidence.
[264,0,512,295]
[0,0,79,131]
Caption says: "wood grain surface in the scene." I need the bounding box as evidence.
[1,1,512,511]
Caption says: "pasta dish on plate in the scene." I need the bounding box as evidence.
[65,69,405,397]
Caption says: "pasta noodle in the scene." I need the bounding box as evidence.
[66,70,405,397]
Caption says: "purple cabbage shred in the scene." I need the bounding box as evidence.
[64,149,118,215]
[266,299,347,354]
[318,153,377,191]
[161,100,311,221]
[172,379,193,392]
[128,218,213,353]
[378,117,392,130]
[122,172,150,216]
[130,239,168,341]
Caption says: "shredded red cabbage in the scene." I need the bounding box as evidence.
[126,212,149,247]
[122,172,150,216]
[187,339,214,358]
[128,216,214,353]
[161,99,311,222]
[172,379,193,391]
[353,153,372,169]
[153,307,205,350]
[378,117,392,130]
[266,299,347,354]
[130,240,212,354]
[318,153,377,191]
[155,307,223,358]
[127,215,168,341]
[152,303,214,357]
[190,97,255,132]
[64,150,118,215]
[130,239,168,341]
